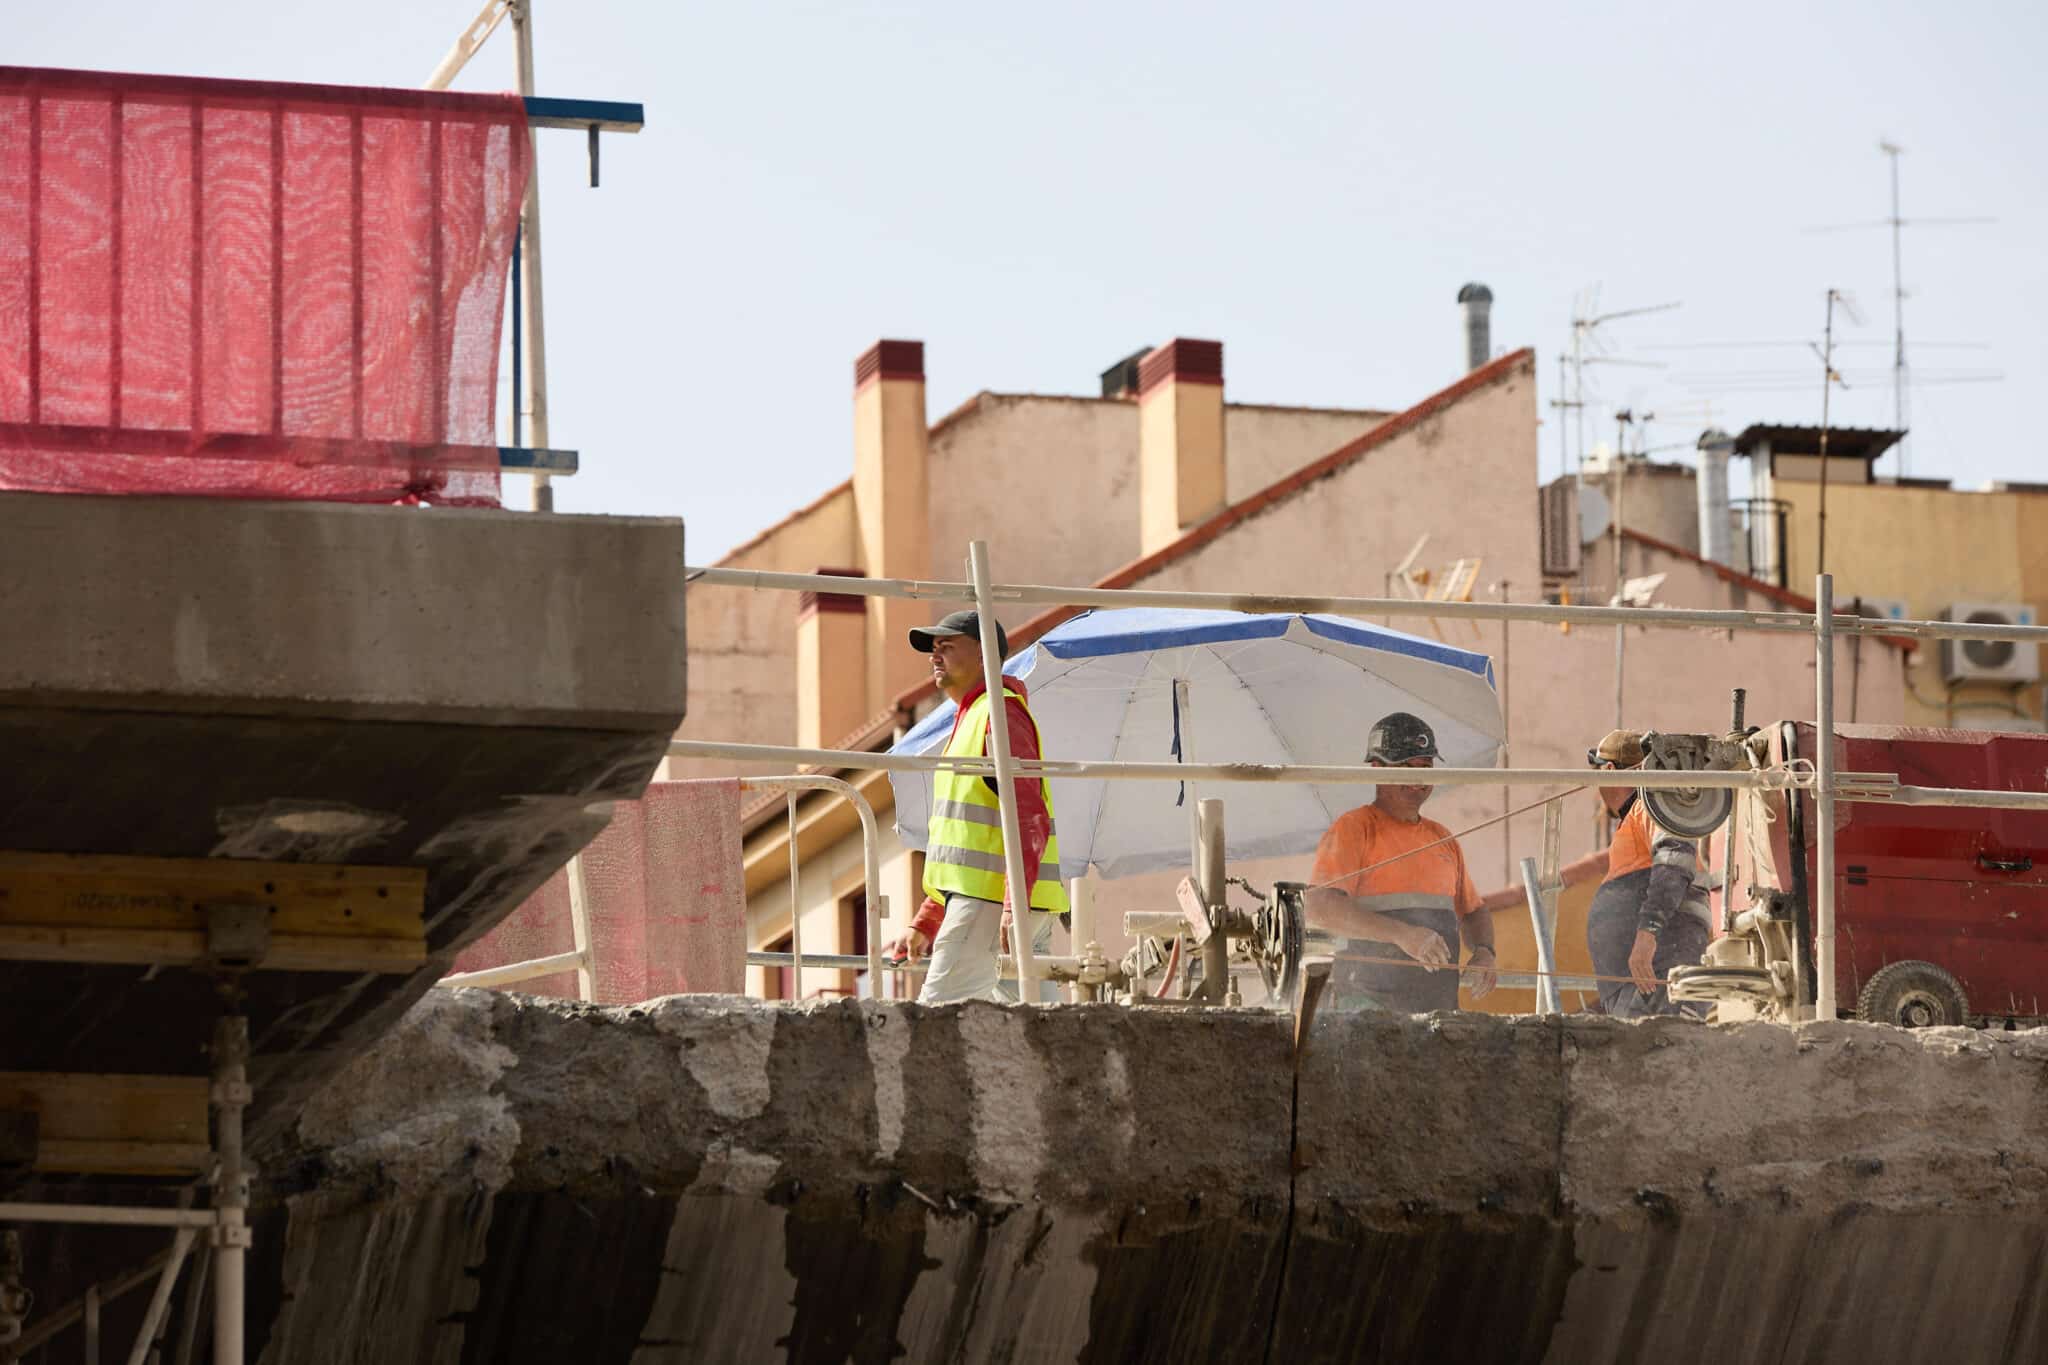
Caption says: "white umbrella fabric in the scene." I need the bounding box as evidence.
[889,607,1503,881]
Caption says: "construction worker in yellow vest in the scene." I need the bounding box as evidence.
[889,610,1068,1003]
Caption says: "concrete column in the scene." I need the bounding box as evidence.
[796,568,869,748]
[1138,339,1226,556]
[853,341,931,710]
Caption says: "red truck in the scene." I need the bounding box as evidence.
[1675,720,2048,1027]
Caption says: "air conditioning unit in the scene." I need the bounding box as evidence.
[1939,602,2041,686]
[1852,596,1910,624]
[1539,481,1582,579]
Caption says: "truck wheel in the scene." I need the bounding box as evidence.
[1856,960,1969,1028]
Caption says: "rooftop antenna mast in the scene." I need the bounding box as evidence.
[1805,141,1993,477]
[1813,289,1863,576]
[1563,288,1680,479]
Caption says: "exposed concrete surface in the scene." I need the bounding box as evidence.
[0,492,687,729]
[78,994,2040,1364]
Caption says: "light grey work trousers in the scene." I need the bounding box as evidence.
[918,893,1057,1004]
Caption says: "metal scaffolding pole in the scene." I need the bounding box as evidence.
[685,564,2048,646]
[210,1015,250,1365]
[968,541,1039,999]
[1814,573,1838,1020]
[512,0,554,512]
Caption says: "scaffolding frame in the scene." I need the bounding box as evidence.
[679,539,2048,1022]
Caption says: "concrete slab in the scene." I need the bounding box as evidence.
[0,494,687,1152]
[0,492,685,729]
[125,995,2048,1364]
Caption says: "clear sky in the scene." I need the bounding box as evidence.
[15,1,2046,560]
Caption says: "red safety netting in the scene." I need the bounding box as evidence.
[454,781,751,1004]
[0,67,528,506]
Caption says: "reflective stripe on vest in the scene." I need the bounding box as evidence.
[922,687,1068,913]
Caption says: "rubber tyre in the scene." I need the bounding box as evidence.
[1856,960,1969,1029]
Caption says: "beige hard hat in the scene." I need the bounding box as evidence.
[1589,729,1645,768]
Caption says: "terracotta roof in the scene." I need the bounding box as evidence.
[713,478,853,567]
[1619,527,1914,654]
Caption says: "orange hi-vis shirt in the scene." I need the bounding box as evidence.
[1310,804,1482,916]
[1605,800,1658,882]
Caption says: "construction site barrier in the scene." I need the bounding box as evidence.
[681,539,2048,1022]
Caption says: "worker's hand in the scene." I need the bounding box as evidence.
[1393,924,1454,971]
[1628,929,1660,997]
[1463,947,1498,1000]
[998,905,1014,956]
[890,927,931,963]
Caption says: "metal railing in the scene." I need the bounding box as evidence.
[679,539,2048,1022]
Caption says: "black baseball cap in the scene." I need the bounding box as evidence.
[1366,712,1441,764]
[909,610,1009,659]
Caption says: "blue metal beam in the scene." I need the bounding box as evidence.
[497,446,579,474]
[522,98,643,134]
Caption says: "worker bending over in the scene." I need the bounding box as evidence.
[1586,729,1711,1019]
[1304,712,1497,1012]
[890,610,1067,1003]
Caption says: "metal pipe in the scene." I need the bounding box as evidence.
[437,948,588,991]
[126,1228,197,1365]
[786,792,802,998]
[211,1015,250,1365]
[424,0,513,88]
[741,773,886,988]
[512,0,554,512]
[1814,573,1838,1021]
[669,739,1802,790]
[1196,798,1228,1003]
[1518,856,1561,1015]
[1837,782,2048,811]
[968,541,1039,999]
[0,1205,217,1230]
[1068,876,1096,958]
[744,950,1083,981]
[684,564,2048,643]
[85,1282,100,1365]
[565,853,595,1001]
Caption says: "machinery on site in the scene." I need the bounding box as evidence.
[1670,720,2048,1028]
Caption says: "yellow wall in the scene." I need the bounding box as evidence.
[1774,480,2044,729]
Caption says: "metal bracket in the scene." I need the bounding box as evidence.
[208,1081,253,1108]
[203,903,271,971]
[208,1223,253,1250]
[1834,771,1901,802]
[0,1109,35,1172]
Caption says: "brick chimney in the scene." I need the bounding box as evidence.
[1137,339,1226,556]
[852,340,931,710]
[796,568,870,748]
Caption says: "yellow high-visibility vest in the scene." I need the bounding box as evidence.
[921,685,1068,912]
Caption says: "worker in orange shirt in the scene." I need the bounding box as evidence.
[1586,729,1712,1019]
[1304,712,1497,1012]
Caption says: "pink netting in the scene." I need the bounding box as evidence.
[0,67,528,505]
[454,781,751,1004]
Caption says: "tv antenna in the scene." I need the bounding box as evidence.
[1804,140,1994,475]
[1814,288,1865,577]
[1557,287,1679,481]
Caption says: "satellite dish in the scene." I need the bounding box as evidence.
[1578,484,1611,542]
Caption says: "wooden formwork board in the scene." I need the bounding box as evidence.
[0,1071,211,1175]
[0,851,427,972]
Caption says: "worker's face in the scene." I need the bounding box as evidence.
[1597,761,1637,815]
[927,634,985,701]
[1371,756,1436,821]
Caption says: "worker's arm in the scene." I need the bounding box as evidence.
[1453,853,1497,999]
[1303,887,1454,969]
[1626,834,1700,994]
[989,694,1051,940]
